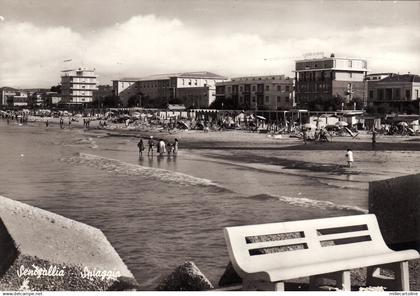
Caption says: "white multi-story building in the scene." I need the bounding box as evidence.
[112,72,228,107]
[216,75,294,110]
[61,68,98,104]
[0,87,29,107]
[295,54,368,108]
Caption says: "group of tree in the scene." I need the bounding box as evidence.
[366,102,418,116]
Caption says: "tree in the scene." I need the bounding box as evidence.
[101,95,122,108]
[377,103,392,115]
[127,95,141,107]
[209,97,236,109]
[168,98,184,105]
[404,103,417,115]
[50,85,61,94]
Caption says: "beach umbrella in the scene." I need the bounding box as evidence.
[397,121,408,127]
[177,121,190,129]
[336,121,348,127]
[256,115,266,120]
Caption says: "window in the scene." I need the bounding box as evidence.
[369,90,374,100]
[277,96,281,103]
[265,85,269,91]
[265,96,269,103]
[239,86,243,92]
[285,85,290,92]
[394,88,401,100]
[277,85,281,91]
[406,90,411,99]
[378,89,384,100]
[252,97,256,102]
[252,86,256,91]
[385,88,392,100]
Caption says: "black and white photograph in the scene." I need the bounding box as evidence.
[0,0,419,293]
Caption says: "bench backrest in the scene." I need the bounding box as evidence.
[224,214,390,277]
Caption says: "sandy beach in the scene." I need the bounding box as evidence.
[2,115,419,290]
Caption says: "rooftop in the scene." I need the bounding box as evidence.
[115,71,227,82]
[380,74,420,83]
[295,56,367,63]
[0,87,19,91]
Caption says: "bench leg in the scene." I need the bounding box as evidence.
[337,270,351,291]
[309,270,351,291]
[242,279,284,291]
[366,261,410,291]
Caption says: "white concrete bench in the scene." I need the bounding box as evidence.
[224,214,420,291]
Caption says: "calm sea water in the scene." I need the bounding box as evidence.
[1,120,418,289]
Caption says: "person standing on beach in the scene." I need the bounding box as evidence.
[173,138,179,155]
[137,139,144,157]
[346,149,354,168]
[372,129,377,150]
[158,139,166,156]
[46,119,49,127]
[148,136,154,156]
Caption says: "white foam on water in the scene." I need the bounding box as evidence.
[276,194,368,213]
[63,153,218,187]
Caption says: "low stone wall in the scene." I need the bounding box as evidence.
[369,173,420,250]
[0,195,139,291]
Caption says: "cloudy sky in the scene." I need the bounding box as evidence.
[0,0,419,88]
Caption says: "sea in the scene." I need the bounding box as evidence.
[1,120,418,289]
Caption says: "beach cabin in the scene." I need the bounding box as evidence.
[309,114,339,128]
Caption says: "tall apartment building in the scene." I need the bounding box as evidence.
[295,54,368,109]
[61,68,98,104]
[215,75,294,110]
[367,74,420,111]
[112,72,227,107]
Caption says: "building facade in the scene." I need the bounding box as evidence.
[61,68,98,104]
[367,74,420,111]
[295,54,368,110]
[215,75,294,110]
[0,87,29,107]
[112,72,227,107]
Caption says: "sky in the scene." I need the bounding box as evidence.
[0,0,419,88]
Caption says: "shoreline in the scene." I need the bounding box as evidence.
[4,116,420,152]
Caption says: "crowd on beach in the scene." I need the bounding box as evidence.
[137,136,179,157]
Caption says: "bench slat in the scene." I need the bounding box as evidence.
[245,237,308,250]
[317,230,372,242]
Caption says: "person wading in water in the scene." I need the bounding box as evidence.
[147,136,154,156]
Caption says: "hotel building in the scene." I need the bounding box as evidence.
[61,68,98,104]
[215,75,294,110]
[295,54,368,109]
[112,71,228,108]
[367,74,420,111]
